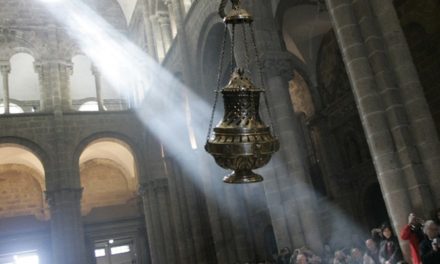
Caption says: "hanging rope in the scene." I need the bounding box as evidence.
[218,0,229,18]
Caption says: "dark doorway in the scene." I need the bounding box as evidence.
[364,183,390,229]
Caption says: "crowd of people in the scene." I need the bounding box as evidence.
[271,209,440,264]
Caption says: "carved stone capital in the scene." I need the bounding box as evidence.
[0,61,10,75]
[157,11,171,26]
[45,188,83,207]
[138,178,169,195]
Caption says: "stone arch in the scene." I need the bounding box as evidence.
[200,21,233,97]
[275,1,331,104]
[73,131,143,175]
[76,134,141,215]
[0,137,51,173]
[0,142,48,220]
[0,32,40,61]
[80,158,135,215]
[197,13,227,93]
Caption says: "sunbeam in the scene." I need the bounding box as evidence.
[37,0,370,254]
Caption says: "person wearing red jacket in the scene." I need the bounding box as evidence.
[400,213,424,264]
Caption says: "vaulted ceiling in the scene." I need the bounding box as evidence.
[116,0,138,24]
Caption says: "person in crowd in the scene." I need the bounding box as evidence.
[400,213,423,264]
[419,220,440,264]
[333,250,347,264]
[364,239,379,264]
[295,253,308,264]
[277,247,292,264]
[371,228,382,245]
[378,223,403,264]
[349,248,363,264]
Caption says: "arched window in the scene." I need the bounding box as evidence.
[8,53,40,112]
[70,55,97,110]
[78,101,99,112]
[0,103,24,114]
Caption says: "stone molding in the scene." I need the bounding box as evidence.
[138,178,169,195]
[45,188,83,207]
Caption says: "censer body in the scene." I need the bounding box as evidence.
[205,70,279,183]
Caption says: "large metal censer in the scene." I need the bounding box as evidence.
[205,69,279,183]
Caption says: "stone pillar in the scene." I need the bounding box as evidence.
[34,60,70,114]
[370,0,440,207]
[150,15,166,61]
[164,0,178,37]
[139,176,179,264]
[139,182,162,264]
[165,157,199,264]
[0,62,11,114]
[250,52,321,254]
[154,178,177,264]
[46,188,87,264]
[142,0,158,59]
[324,0,418,259]
[34,62,51,112]
[157,11,173,53]
[351,0,434,215]
[91,65,104,111]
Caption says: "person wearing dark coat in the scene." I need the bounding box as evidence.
[419,220,440,264]
[378,224,403,264]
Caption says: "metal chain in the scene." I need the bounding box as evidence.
[206,25,229,142]
[230,23,236,75]
[241,23,250,74]
[249,23,278,136]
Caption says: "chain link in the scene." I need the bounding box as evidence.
[206,25,229,142]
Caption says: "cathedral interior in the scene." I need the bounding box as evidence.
[0,0,439,263]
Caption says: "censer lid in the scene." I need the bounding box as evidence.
[223,69,262,92]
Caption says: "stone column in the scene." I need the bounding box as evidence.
[165,157,198,264]
[258,52,323,254]
[142,0,158,59]
[164,0,178,37]
[324,0,415,257]
[157,11,173,53]
[91,65,104,111]
[0,62,11,114]
[139,181,162,264]
[33,60,68,114]
[154,178,177,264]
[150,14,166,61]
[370,0,440,207]
[34,61,53,112]
[46,188,87,264]
[351,0,434,215]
